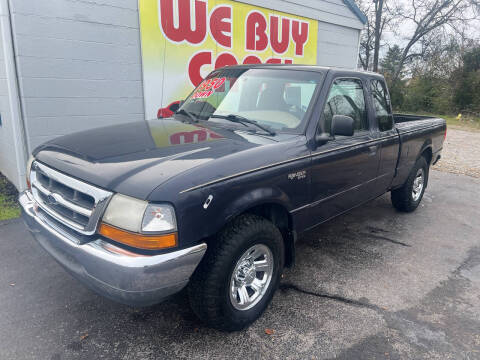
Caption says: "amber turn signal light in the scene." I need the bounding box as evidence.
[98,223,177,250]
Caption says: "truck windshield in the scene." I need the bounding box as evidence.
[176,68,323,134]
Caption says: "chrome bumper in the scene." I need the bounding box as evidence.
[19,191,206,307]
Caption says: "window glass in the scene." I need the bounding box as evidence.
[322,78,368,134]
[371,80,394,131]
[283,83,317,112]
[179,69,323,134]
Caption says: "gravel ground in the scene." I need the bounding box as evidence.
[432,127,480,178]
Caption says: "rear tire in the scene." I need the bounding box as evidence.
[188,214,284,331]
[391,156,429,212]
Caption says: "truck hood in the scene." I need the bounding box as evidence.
[34,119,297,199]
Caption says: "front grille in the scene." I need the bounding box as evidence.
[30,161,112,235]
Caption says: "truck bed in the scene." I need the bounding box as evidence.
[393,113,437,123]
[393,114,445,133]
[389,113,446,189]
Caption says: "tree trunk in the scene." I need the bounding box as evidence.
[373,0,384,72]
[365,47,370,70]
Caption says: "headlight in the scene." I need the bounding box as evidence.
[102,194,148,233]
[99,194,177,250]
[26,155,34,189]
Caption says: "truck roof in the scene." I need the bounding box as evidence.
[218,63,385,80]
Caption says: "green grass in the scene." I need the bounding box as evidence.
[442,114,480,131]
[0,173,20,221]
[399,111,480,131]
[411,112,480,131]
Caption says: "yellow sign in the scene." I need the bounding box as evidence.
[139,0,318,118]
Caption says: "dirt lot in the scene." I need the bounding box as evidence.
[433,127,480,178]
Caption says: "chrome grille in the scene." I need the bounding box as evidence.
[30,161,112,235]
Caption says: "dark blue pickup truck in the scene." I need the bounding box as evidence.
[19,65,446,331]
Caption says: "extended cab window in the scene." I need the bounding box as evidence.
[371,80,394,131]
[323,78,368,134]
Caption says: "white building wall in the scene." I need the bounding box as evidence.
[317,21,361,68]
[9,0,145,152]
[0,0,28,190]
[0,9,15,185]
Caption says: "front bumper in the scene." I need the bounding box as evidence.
[19,191,206,307]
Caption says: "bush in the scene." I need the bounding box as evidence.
[401,76,454,114]
[0,173,18,203]
[381,45,480,115]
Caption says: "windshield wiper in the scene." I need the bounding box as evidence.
[175,108,198,123]
[210,114,276,136]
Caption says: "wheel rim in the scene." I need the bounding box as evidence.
[412,168,425,201]
[229,244,274,311]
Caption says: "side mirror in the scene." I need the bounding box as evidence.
[332,115,354,136]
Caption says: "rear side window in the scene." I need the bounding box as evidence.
[371,80,394,131]
[322,78,368,134]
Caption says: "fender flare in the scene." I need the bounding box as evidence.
[221,186,293,224]
[215,186,297,266]
[199,185,296,265]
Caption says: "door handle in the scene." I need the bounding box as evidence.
[368,145,378,156]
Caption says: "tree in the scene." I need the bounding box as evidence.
[380,45,406,108]
[357,0,399,71]
[453,46,480,112]
[409,32,462,77]
[381,45,405,78]
[358,0,374,70]
[373,0,385,71]
[384,39,480,114]
[390,0,473,82]
[463,47,480,72]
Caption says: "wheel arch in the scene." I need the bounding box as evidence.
[241,202,296,268]
[212,187,297,268]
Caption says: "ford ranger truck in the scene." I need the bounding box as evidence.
[19,65,446,331]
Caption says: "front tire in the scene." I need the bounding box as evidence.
[188,214,284,331]
[391,156,429,212]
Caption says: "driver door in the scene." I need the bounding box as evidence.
[307,77,381,228]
